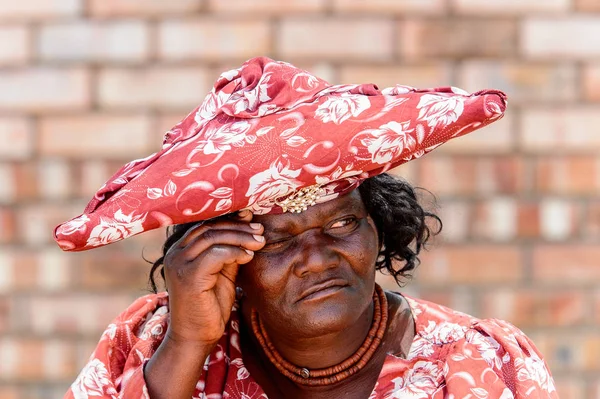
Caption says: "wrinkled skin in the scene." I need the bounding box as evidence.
[237,190,380,358]
[149,190,410,399]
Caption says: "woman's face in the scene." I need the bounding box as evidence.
[237,189,380,338]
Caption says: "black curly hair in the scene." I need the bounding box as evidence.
[148,173,442,293]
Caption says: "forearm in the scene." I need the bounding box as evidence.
[144,331,215,399]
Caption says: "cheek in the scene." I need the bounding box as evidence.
[237,256,286,304]
[348,219,380,275]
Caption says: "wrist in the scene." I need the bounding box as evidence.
[164,327,220,351]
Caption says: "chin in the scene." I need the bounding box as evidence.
[293,288,371,337]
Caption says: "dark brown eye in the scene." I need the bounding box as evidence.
[259,238,291,253]
[328,217,358,232]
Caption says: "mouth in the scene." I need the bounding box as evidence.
[298,279,349,302]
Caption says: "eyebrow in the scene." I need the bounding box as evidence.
[264,197,364,235]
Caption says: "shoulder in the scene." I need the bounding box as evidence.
[401,293,546,355]
[113,292,169,327]
[396,293,557,396]
[401,293,542,350]
[98,292,170,345]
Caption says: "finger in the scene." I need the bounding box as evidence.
[184,229,265,261]
[220,261,243,285]
[234,209,254,223]
[176,219,263,248]
[188,245,255,278]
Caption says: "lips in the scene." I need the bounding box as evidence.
[298,279,349,302]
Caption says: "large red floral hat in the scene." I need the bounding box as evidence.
[54,57,506,251]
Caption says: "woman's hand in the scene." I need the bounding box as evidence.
[163,210,265,346]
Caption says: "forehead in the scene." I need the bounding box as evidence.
[254,190,366,232]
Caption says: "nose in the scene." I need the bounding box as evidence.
[292,230,340,278]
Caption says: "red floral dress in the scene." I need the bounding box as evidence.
[65,292,558,399]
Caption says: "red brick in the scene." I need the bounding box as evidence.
[583,65,600,102]
[0,337,77,381]
[452,0,570,14]
[158,19,270,61]
[576,0,600,12]
[0,207,16,244]
[0,163,15,204]
[0,68,90,112]
[481,289,588,328]
[539,199,580,241]
[28,294,134,335]
[520,108,600,152]
[3,250,38,291]
[333,0,445,14]
[522,18,600,59]
[588,381,600,399]
[517,201,541,239]
[278,18,394,61]
[0,252,13,293]
[533,156,599,195]
[418,156,525,196]
[533,246,600,284]
[17,203,86,246]
[75,160,114,198]
[0,296,9,333]
[78,244,161,290]
[36,159,72,200]
[400,19,517,59]
[530,331,600,373]
[98,67,209,110]
[37,248,72,291]
[0,338,41,379]
[39,114,153,159]
[41,339,78,380]
[387,161,418,188]
[13,162,39,202]
[435,200,470,243]
[553,378,586,399]
[417,245,523,285]
[585,201,600,239]
[458,61,577,103]
[89,0,203,16]
[39,21,149,62]
[209,0,325,13]
[471,198,518,241]
[339,64,452,89]
[417,289,479,316]
[514,200,579,241]
[0,118,32,160]
[0,26,30,65]
[0,387,19,399]
[0,0,81,20]
[594,289,600,324]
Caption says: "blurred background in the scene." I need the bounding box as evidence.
[0,0,599,398]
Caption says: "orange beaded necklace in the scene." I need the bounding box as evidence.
[251,284,388,386]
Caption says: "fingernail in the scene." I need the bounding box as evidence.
[250,223,262,230]
[244,249,254,256]
[239,210,251,217]
[253,234,265,242]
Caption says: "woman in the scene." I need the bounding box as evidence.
[59,58,556,398]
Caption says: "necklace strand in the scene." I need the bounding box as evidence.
[251,284,388,386]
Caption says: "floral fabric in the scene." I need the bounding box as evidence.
[65,292,557,399]
[54,57,507,252]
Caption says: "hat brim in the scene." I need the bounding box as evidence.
[54,58,506,251]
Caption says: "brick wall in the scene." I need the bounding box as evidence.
[0,1,598,398]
